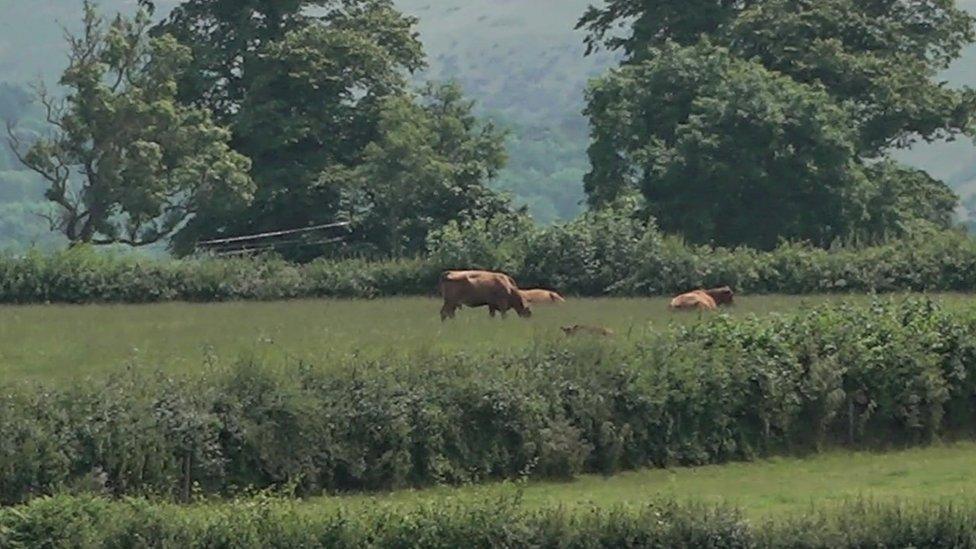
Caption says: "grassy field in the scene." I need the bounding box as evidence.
[2,293,976,380]
[315,442,976,519]
[4,292,976,535]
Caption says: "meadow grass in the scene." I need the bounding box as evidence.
[4,294,976,526]
[310,442,976,520]
[2,293,976,380]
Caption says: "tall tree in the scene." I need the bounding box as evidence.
[586,42,870,248]
[7,2,253,247]
[725,0,976,155]
[581,0,974,246]
[156,0,428,256]
[339,84,511,257]
[153,1,403,123]
[862,161,959,238]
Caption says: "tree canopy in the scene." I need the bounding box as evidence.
[581,0,974,247]
[7,2,253,248]
[586,42,871,248]
[156,0,504,259]
[340,84,513,257]
[725,0,976,154]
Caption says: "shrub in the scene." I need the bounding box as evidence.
[3,496,976,548]
[5,228,976,303]
[2,298,976,505]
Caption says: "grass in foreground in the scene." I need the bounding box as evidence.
[320,442,976,519]
[3,293,974,380]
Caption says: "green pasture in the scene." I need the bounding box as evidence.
[313,442,976,520]
[2,293,976,380]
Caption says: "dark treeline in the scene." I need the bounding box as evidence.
[2,0,975,262]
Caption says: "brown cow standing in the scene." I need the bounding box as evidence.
[438,270,532,321]
[519,289,566,305]
[668,291,718,311]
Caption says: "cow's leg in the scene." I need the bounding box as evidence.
[489,305,498,318]
[441,302,457,321]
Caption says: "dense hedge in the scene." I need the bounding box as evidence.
[3,495,976,548]
[2,298,976,506]
[5,225,976,303]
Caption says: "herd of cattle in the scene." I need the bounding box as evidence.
[437,270,734,334]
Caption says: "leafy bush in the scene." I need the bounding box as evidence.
[3,495,976,548]
[2,298,976,505]
[6,226,976,303]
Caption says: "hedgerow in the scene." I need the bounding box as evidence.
[2,298,976,505]
[2,495,976,548]
[4,223,976,303]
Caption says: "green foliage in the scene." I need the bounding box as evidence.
[157,1,517,260]
[2,298,976,505]
[157,0,446,259]
[426,214,976,297]
[151,0,327,122]
[5,1,608,232]
[7,495,976,548]
[863,161,960,238]
[10,228,976,302]
[585,42,869,248]
[6,3,253,248]
[582,0,975,248]
[578,0,755,57]
[726,0,976,155]
[5,0,976,243]
[425,212,535,274]
[339,84,512,258]
[518,206,649,295]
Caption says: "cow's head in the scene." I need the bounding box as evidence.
[706,286,735,306]
[511,290,532,318]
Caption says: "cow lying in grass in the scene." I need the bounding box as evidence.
[519,289,566,305]
[438,270,532,321]
[669,290,718,311]
[669,286,735,311]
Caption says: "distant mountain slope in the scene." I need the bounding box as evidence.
[1,0,975,235]
[394,0,619,221]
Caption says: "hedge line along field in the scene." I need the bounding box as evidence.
[0,294,928,381]
[5,445,976,544]
[5,297,976,506]
[321,442,976,520]
[6,496,976,548]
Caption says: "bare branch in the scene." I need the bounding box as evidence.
[34,209,61,233]
[92,229,167,247]
[6,121,61,186]
[31,84,69,132]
